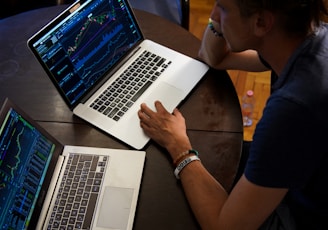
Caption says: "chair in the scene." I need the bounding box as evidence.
[128,0,190,30]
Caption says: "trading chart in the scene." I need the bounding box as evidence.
[34,0,142,105]
[0,109,54,229]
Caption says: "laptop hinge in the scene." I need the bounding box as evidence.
[36,155,65,229]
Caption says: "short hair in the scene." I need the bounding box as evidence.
[234,0,328,36]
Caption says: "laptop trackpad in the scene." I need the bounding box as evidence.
[97,186,134,229]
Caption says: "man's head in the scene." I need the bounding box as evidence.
[234,0,328,37]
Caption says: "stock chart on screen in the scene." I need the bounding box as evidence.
[33,0,142,105]
[0,109,55,229]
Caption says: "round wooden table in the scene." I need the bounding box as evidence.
[0,5,243,229]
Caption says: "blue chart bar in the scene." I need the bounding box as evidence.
[74,23,124,70]
[0,110,54,229]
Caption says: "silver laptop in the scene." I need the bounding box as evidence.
[27,0,209,149]
[0,98,145,230]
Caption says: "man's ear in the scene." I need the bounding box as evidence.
[253,10,274,36]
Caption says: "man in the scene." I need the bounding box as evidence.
[138,0,328,229]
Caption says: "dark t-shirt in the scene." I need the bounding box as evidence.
[245,24,328,229]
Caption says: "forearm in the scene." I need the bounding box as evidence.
[198,21,268,71]
[165,139,228,229]
[179,160,228,230]
[198,20,229,69]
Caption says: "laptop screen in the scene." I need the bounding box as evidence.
[29,0,143,107]
[0,106,56,229]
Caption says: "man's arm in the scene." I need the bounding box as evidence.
[180,162,288,230]
[198,5,268,72]
[138,102,288,230]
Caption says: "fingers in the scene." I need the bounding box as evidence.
[138,101,171,129]
[210,3,221,22]
[139,101,169,116]
[139,103,151,118]
[154,100,167,113]
[138,102,157,128]
[138,101,183,126]
[172,107,182,118]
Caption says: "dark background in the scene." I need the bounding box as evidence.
[1,0,74,19]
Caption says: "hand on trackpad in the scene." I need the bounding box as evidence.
[142,82,185,112]
[97,186,134,229]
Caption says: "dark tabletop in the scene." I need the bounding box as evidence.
[0,5,243,229]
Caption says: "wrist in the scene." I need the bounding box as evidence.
[166,139,192,159]
[208,18,223,38]
[173,149,199,167]
[174,155,200,179]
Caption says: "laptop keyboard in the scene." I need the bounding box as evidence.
[47,153,108,230]
[90,50,172,121]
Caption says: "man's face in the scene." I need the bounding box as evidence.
[215,0,260,52]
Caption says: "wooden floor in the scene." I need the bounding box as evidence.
[188,0,271,141]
